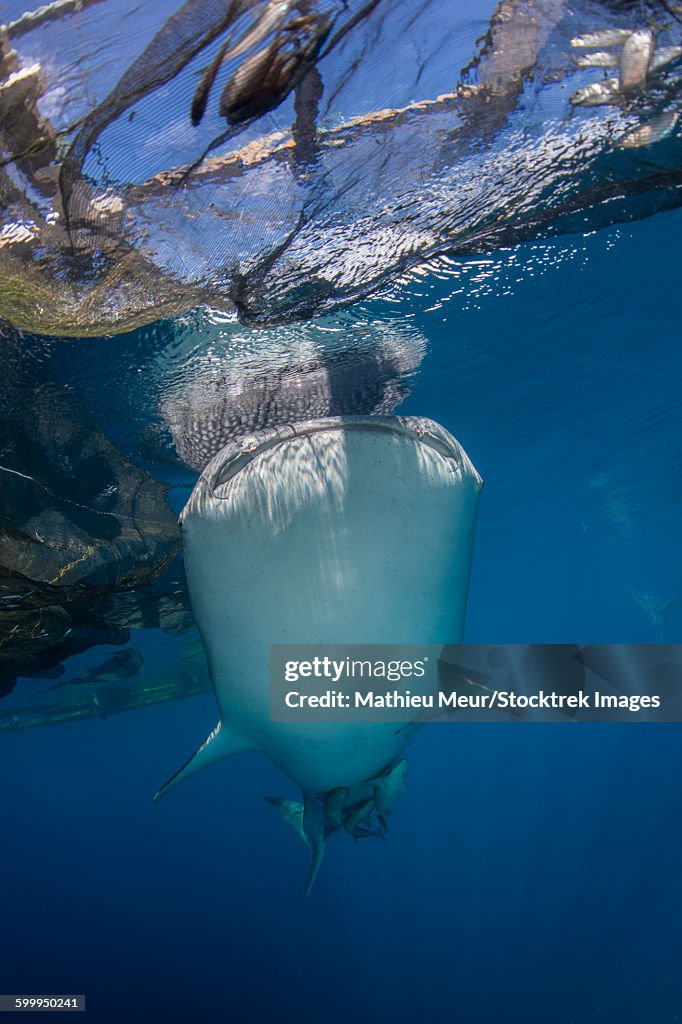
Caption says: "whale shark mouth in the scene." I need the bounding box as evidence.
[196,416,478,493]
[158,415,482,893]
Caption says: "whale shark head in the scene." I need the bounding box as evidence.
[156,415,482,892]
[159,324,426,471]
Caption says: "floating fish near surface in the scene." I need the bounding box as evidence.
[576,51,619,68]
[570,26,680,109]
[191,0,292,125]
[571,22,658,92]
[155,416,482,893]
[619,28,656,91]
[219,11,331,125]
[570,77,620,107]
[649,45,682,74]
[571,29,633,49]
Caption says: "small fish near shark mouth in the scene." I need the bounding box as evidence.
[154,415,482,894]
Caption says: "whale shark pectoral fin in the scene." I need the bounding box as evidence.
[153,721,254,803]
[303,795,328,897]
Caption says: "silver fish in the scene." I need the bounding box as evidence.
[570,78,620,107]
[576,51,619,68]
[649,45,682,75]
[619,29,656,91]
[571,29,633,49]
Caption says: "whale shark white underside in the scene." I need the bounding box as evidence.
[155,415,482,893]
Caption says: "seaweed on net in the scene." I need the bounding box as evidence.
[0,0,681,336]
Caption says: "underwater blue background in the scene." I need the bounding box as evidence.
[3,210,682,1022]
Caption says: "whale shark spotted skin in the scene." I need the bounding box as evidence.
[155,415,482,891]
[159,321,425,472]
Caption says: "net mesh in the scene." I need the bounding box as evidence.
[2,0,682,336]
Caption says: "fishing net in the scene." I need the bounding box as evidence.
[2,0,682,336]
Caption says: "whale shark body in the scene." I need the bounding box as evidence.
[156,416,482,892]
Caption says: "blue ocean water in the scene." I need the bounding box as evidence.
[3,210,682,1023]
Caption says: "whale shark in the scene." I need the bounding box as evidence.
[159,320,425,471]
[155,415,482,892]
